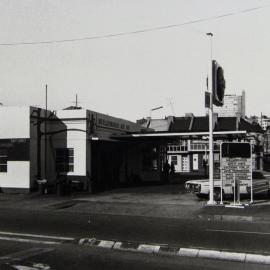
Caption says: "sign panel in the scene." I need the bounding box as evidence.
[221,142,251,158]
[220,142,252,187]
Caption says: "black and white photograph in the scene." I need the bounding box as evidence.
[1,1,270,269]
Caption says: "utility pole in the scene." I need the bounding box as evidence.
[206,32,215,205]
[44,84,48,180]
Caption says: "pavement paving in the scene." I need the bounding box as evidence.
[1,183,270,222]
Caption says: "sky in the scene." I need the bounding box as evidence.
[0,0,270,121]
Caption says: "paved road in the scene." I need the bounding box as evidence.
[0,240,269,270]
[1,201,270,269]
[1,207,270,255]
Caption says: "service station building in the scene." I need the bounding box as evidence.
[0,106,168,193]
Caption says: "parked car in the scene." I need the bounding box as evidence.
[185,171,270,200]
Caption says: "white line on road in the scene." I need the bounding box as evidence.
[0,236,60,245]
[0,247,54,261]
[0,231,75,241]
[207,229,270,236]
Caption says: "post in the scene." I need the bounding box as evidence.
[250,143,253,204]
[220,142,223,205]
[233,173,236,205]
[207,32,215,205]
[45,85,48,180]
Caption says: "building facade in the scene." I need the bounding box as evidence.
[0,106,151,193]
[213,90,245,117]
[0,106,64,192]
[142,114,264,177]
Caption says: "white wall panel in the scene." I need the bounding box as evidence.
[0,161,30,188]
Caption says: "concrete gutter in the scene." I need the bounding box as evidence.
[78,237,270,265]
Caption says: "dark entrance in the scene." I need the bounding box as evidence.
[91,141,124,192]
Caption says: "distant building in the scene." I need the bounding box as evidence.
[257,116,270,130]
[139,113,264,175]
[248,115,270,131]
[137,116,174,132]
[213,90,245,117]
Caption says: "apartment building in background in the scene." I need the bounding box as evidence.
[213,90,246,117]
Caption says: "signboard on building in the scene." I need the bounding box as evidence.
[0,138,30,161]
[220,142,252,187]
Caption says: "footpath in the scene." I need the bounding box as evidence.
[1,184,270,222]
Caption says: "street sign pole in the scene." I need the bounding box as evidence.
[220,142,223,205]
[207,33,215,205]
[250,145,253,204]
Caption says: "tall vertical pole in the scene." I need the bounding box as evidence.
[207,33,215,205]
[45,84,48,180]
[220,142,223,205]
[250,143,253,204]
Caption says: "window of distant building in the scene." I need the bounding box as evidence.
[55,148,74,173]
[0,151,7,172]
[190,141,207,151]
[171,155,178,165]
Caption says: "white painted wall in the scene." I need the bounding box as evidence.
[56,109,87,176]
[0,161,30,189]
[66,126,87,176]
[0,106,30,138]
[0,106,30,190]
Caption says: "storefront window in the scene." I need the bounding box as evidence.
[55,148,74,172]
[171,155,178,165]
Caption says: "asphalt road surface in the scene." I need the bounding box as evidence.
[1,208,270,254]
[1,207,270,269]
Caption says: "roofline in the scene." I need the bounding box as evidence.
[130,131,247,137]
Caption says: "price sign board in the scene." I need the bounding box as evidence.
[220,142,252,187]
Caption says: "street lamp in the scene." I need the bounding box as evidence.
[149,106,163,118]
[206,32,215,205]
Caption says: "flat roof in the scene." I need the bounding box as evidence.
[111,130,247,142]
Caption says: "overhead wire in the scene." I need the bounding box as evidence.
[0,4,269,46]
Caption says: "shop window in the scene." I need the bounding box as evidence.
[171,155,178,165]
[214,153,220,162]
[0,154,7,172]
[55,148,74,172]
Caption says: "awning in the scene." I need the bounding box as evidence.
[112,130,247,142]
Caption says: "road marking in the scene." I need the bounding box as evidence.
[0,247,54,262]
[10,266,38,270]
[11,263,51,270]
[0,236,60,245]
[0,231,74,241]
[207,229,270,236]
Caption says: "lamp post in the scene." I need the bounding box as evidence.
[149,106,163,118]
[206,32,215,205]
